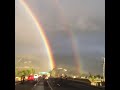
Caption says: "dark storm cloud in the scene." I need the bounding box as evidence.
[16,0,105,74]
[46,30,104,74]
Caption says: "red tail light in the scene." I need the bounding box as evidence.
[28,75,34,81]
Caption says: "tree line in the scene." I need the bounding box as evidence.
[15,68,35,77]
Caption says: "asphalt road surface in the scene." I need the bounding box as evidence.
[15,78,105,90]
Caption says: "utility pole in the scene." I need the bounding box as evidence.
[103,57,105,82]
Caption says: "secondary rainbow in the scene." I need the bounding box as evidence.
[19,0,55,70]
[52,0,81,73]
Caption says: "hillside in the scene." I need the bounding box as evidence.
[15,55,50,72]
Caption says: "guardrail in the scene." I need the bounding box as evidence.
[66,78,91,85]
[48,77,105,89]
[64,78,105,89]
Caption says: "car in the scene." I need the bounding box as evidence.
[28,75,34,81]
[34,74,38,81]
[42,75,46,79]
[45,76,48,79]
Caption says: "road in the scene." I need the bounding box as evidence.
[15,78,105,90]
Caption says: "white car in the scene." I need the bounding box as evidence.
[45,76,48,79]
[34,74,38,81]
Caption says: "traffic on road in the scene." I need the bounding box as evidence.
[15,74,105,90]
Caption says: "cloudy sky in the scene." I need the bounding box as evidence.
[15,0,105,74]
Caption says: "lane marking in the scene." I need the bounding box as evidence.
[57,84,60,86]
[32,81,44,90]
[32,81,40,90]
[34,81,38,87]
[47,81,54,90]
[34,80,40,86]
[34,84,36,86]
[34,80,43,87]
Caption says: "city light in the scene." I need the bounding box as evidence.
[57,68,67,71]
[73,76,76,78]
[58,68,63,69]
[64,69,67,72]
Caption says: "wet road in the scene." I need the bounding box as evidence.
[15,78,105,90]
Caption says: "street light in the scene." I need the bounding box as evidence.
[101,57,105,82]
[103,57,105,82]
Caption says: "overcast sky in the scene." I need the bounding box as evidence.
[15,0,105,74]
